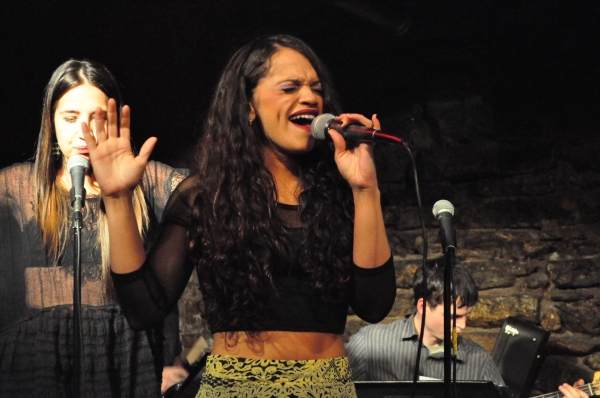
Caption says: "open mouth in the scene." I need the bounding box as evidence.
[289,114,316,126]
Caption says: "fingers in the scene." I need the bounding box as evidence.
[81,122,97,150]
[106,99,119,138]
[337,112,375,129]
[327,128,347,153]
[558,383,589,398]
[103,99,131,140]
[89,98,131,146]
[120,105,131,142]
[137,137,158,164]
[161,365,189,393]
[372,114,381,130]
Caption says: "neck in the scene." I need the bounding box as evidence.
[57,166,101,195]
[262,146,302,205]
[413,312,443,347]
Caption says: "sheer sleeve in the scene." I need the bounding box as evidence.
[348,256,396,323]
[111,175,199,331]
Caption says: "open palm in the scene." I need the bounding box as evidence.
[82,99,156,198]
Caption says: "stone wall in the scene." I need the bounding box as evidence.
[177,94,600,395]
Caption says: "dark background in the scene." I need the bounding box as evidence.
[1,0,599,169]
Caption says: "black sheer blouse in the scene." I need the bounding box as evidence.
[112,174,397,334]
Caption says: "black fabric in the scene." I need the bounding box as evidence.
[111,174,396,334]
[0,161,187,398]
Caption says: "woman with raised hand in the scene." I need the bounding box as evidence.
[0,59,187,397]
[84,34,396,397]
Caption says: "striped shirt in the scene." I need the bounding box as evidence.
[345,313,505,386]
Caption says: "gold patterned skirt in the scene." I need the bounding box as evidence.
[196,354,357,398]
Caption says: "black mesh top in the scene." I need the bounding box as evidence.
[111,174,397,335]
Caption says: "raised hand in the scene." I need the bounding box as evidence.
[328,113,380,192]
[81,99,157,198]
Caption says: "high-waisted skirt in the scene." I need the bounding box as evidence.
[196,354,357,398]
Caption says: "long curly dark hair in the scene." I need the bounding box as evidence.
[188,34,355,332]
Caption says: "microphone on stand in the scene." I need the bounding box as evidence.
[66,154,89,397]
[432,199,458,388]
[67,155,89,215]
[432,199,456,252]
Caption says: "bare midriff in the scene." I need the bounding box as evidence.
[211,331,346,360]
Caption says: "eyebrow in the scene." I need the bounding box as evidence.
[279,78,321,85]
[57,109,107,115]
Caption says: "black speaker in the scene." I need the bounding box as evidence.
[491,317,549,398]
[354,381,509,398]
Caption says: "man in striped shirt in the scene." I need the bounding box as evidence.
[345,259,505,385]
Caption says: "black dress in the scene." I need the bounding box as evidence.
[0,161,186,398]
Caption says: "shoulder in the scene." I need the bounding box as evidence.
[143,161,190,192]
[171,174,201,202]
[457,336,495,360]
[164,174,202,210]
[0,162,34,177]
[0,163,34,189]
[458,335,488,351]
[144,160,189,178]
[350,318,409,341]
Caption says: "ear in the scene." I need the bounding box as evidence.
[248,102,256,123]
[415,298,425,315]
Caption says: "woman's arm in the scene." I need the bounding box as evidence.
[82,100,156,274]
[83,100,194,329]
[329,113,396,322]
[328,113,391,268]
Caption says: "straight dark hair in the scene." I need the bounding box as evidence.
[413,258,479,308]
[33,59,148,282]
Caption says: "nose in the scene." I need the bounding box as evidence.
[77,122,86,137]
[455,317,467,332]
[299,85,320,106]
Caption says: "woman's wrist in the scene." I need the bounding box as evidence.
[352,186,380,204]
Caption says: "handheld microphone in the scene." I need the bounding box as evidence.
[311,113,404,145]
[67,155,89,211]
[432,199,456,251]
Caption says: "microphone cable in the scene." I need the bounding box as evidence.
[397,143,430,398]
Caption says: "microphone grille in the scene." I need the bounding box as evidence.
[311,113,336,140]
[67,155,90,172]
[432,199,454,218]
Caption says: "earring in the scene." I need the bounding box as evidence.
[249,116,255,125]
[52,142,62,160]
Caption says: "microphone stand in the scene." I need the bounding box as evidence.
[442,245,456,398]
[432,200,457,398]
[71,186,85,397]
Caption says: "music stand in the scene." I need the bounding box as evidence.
[354,380,510,398]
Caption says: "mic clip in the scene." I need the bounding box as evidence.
[70,187,87,225]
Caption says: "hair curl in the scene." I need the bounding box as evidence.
[189,34,354,332]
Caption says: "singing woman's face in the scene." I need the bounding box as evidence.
[249,47,324,157]
[53,83,108,161]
